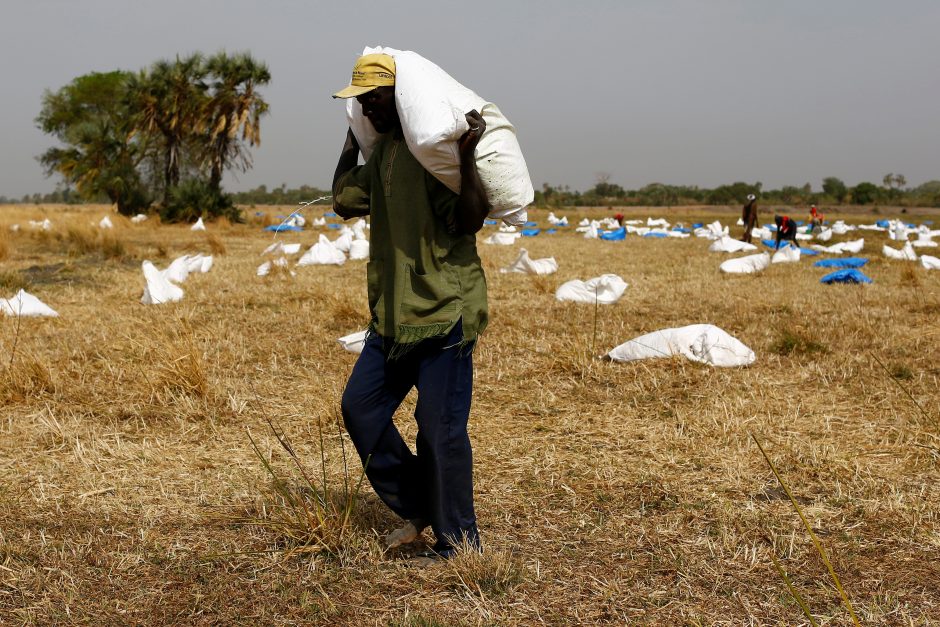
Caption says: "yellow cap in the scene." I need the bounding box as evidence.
[333,54,396,99]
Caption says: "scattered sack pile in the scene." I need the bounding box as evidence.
[500,248,558,275]
[346,46,533,226]
[141,254,214,305]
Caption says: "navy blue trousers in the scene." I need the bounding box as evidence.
[341,322,479,554]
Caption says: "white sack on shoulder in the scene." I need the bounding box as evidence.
[719,253,770,274]
[338,330,368,354]
[499,248,558,275]
[347,46,533,226]
[0,289,59,317]
[141,261,184,304]
[555,274,627,304]
[607,324,755,367]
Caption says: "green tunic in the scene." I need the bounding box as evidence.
[335,131,488,356]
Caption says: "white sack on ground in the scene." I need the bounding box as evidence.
[141,261,183,304]
[771,246,801,264]
[647,218,670,228]
[883,241,918,261]
[29,219,52,231]
[338,330,368,354]
[555,274,628,304]
[333,230,354,252]
[831,221,852,235]
[695,221,727,240]
[921,255,940,270]
[313,217,327,227]
[297,234,346,266]
[499,248,558,275]
[185,254,213,274]
[815,228,833,241]
[720,253,770,274]
[191,217,206,231]
[498,224,518,233]
[913,235,937,248]
[99,216,114,229]
[347,46,533,226]
[261,242,301,256]
[709,236,757,253]
[258,257,293,277]
[0,289,59,317]
[352,218,369,239]
[349,239,370,260]
[162,256,191,284]
[483,232,521,245]
[750,226,772,240]
[607,324,755,367]
[811,238,865,254]
[131,214,148,224]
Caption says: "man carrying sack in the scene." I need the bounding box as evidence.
[331,53,490,561]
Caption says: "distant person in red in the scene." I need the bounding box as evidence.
[741,194,758,243]
[614,212,625,226]
[774,214,798,250]
[808,205,824,233]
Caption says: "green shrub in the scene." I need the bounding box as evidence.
[161,179,241,223]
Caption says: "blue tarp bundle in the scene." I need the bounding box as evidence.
[324,211,338,218]
[483,219,498,225]
[761,239,776,248]
[521,228,540,237]
[524,221,538,227]
[797,247,819,256]
[672,227,691,233]
[254,211,265,217]
[327,223,341,230]
[821,269,873,284]
[762,241,818,256]
[814,257,868,269]
[876,219,890,228]
[692,223,703,228]
[264,224,303,233]
[600,227,626,241]
[545,228,557,234]
[643,232,667,238]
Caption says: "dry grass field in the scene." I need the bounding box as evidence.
[1,203,938,625]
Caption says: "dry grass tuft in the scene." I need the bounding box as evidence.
[769,327,829,356]
[441,538,526,598]
[0,269,28,292]
[153,336,209,399]
[0,227,9,261]
[1,352,56,403]
[203,231,227,256]
[900,264,921,287]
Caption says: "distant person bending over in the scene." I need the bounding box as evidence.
[741,194,758,243]
[774,214,798,250]
[808,205,824,233]
[331,54,491,561]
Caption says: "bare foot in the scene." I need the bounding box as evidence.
[385,518,427,549]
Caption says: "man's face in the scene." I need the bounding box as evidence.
[356,86,399,134]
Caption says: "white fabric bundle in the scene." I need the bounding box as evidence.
[647,218,670,228]
[483,232,521,245]
[607,324,755,367]
[297,234,346,266]
[883,241,918,261]
[0,289,58,317]
[313,217,327,227]
[694,221,728,240]
[338,330,368,354]
[811,238,865,254]
[29,219,52,230]
[257,257,292,277]
[498,224,518,233]
[719,253,770,274]
[708,236,757,253]
[191,217,206,231]
[99,216,114,229]
[141,261,183,304]
[921,255,940,270]
[332,230,354,253]
[349,239,370,260]
[858,224,886,231]
[346,46,533,226]
[913,234,937,248]
[831,221,852,235]
[162,256,192,284]
[351,218,369,240]
[555,274,627,304]
[261,242,302,256]
[583,223,600,239]
[815,228,833,242]
[499,248,558,275]
[185,254,213,274]
[131,214,148,224]
[771,246,801,264]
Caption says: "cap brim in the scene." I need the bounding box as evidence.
[332,84,376,99]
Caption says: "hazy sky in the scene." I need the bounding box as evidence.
[2,0,939,198]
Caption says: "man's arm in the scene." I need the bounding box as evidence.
[454,110,492,235]
[332,128,370,219]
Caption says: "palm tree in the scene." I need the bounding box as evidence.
[127,54,207,205]
[201,52,271,194]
